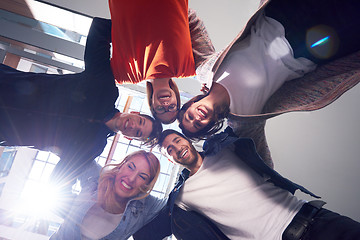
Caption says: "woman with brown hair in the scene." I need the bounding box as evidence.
[50,150,165,240]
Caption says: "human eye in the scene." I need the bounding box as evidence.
[136,130,142,137]
[187,112,193,121]
[155,106,164,113]
[139,174,147,181]
[139,118,142,125]
[167,147,173,155]
[128,163,134,170]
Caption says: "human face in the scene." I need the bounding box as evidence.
[161,133,199,168]
[181,101,214,133]
[115,113,153,140]
[153,89,178,123]
[114,154,151,200]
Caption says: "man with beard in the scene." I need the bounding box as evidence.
[134,128,360,240]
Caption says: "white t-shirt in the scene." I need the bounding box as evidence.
[80,204,123,240]
[175,147,304,240]
[214,14,316,115]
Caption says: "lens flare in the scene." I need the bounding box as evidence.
[311,36,329,48]
[16,181,60,217]
[306,25,339,60]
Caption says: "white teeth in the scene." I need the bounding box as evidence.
[125,120,128,129]
[121,181,132,189]
[181,149,188,159]
[199,109,206,117]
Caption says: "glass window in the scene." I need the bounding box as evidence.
[0,183,5,197]
[0,147,17,178]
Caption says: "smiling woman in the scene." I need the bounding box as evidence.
[50,150,166,240]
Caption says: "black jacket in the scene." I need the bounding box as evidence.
[0,17,118,184]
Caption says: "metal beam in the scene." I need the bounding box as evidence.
[0,43,83,73]
[0,18,84,61]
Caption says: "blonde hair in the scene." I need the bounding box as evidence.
[97,150,160,213]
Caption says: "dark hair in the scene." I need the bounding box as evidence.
[146,79,181,124]
[177,94,230,141]
[158,129,191,149]
[140,114,163,147]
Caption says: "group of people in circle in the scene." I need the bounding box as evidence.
[1,0,360,239]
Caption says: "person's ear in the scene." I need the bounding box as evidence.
[146,81,154,106]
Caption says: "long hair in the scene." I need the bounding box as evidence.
[97,150,160,213]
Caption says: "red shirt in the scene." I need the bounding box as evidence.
[109,0,196,84]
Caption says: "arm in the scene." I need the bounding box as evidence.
[188,8,216,69]
[172,205,230,240]
[133,204,172,240]
[78,160,101,190]
[84,17,112,72]
[226,118,274,168]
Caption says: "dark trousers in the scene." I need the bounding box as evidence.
[265,0,360,64]
[303,208,360,240]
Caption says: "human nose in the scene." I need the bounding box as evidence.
[128,120,135,129]
[128,172,137,183]
[173,144,182,154]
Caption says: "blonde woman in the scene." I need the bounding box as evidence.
[50,150,166,240]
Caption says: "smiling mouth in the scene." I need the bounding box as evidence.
[178,148,188,160]
[157,90,172,101]
[197,107,207,120]
[159,95,171,101]
[121,180,132,190]
[159,94,170,99]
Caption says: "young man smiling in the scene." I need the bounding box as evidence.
[106,111,156,140]
[134,129,360,240]
[0,18,162,189]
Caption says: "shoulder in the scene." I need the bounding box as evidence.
[143,195,167,210]
[50,194,96,240]
[128,195,167,221]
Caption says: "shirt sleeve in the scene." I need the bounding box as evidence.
[84,17,112,74]
[188,8,216,69]
[78,160,101,190]
[145,195,168,221]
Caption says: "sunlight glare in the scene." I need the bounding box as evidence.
[17,181,60,217]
